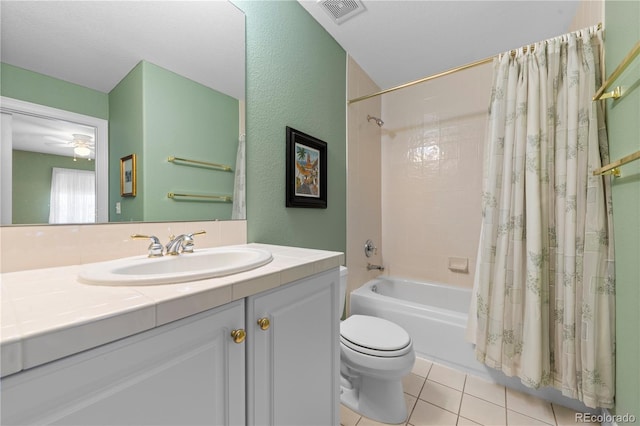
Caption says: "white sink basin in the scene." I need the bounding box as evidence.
[79,247,273,286]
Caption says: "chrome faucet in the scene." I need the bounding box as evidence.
[131,230,206,257]
[367,263,385,271]
[165,230,206,255]
[130,234,165,257]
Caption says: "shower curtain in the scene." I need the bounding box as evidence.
[467,26,615,408]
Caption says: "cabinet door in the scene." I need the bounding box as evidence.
[1,300,246,426]
[246,269,340,426]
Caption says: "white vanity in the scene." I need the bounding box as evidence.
[0,244,342,425]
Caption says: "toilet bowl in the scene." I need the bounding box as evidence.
[339,267,415,424]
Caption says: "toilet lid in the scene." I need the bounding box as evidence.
[340,315,411,353]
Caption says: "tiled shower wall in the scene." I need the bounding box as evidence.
[346,57,383,308]
[376,0,603,289]
[381,64,493,288]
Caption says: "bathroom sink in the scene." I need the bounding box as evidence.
[78,247,273,286]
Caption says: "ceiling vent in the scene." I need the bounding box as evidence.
[318,0,366,25]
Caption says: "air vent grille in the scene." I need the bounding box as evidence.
[319,0,366,25]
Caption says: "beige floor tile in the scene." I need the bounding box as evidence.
[506,389,555,424]
[428,363,467,391]
[412,357,433,377]
[459,394,507,425]
[403,372,427,397]
[552,403,587,426]
[419,380,463,414]
[340,404,361,426]
[410,400,459,426]
[507,409,553,425]
[464,374,506,407]
[457,417,482,426]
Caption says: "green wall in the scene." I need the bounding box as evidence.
[12,150,94,224]
[606,0,640,417]
[109,62,145,221]
[108,61,239,222]
[235,0,347,255]
[4,61,237,223]
[1,63,108,119]
[142,62,238,222]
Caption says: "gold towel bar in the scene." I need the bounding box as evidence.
[593,41,640,101]
[168,156,232,171]
[168,192,233,202]
[593,150,640,177]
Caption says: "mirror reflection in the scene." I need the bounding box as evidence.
[0,1,245,225]
[9,112,98,225]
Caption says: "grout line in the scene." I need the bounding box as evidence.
[504,399,508,426]
[550,403,559,426]
[507,408,556,426]
[416,374,428,400]
[405,393,419,425]
[406,374,428,423]
[502,379,507,425]
[457,373,468,415]
[502,379,507,409]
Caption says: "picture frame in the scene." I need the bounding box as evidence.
[286,126,327,208]
[120,154,137,197]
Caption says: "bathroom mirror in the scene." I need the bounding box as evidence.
[0,1,245,225]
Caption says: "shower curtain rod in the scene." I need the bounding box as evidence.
[348,23,602,105]
[348,56,493,104]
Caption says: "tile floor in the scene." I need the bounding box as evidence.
[340,357,591,426]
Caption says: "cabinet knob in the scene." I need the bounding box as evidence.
[231,329,246,343]
[257,317,270,330]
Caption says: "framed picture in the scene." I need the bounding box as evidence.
[120,154,137,197]
[286,127,327,208]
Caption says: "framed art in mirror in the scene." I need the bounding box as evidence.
[120,154,137,197]
[285,127,327,208]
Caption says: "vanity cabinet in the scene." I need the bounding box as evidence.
[1,300,246,426]
[1,269,339,426]
[246,269,340,425]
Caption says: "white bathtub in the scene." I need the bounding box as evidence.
[349,275,597,413]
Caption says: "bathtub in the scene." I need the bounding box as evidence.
[349,275,597,413]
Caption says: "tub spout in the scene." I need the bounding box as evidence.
[367,263,385,271]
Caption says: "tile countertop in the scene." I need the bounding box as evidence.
[0,244,344,378]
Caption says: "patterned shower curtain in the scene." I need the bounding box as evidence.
[467,26,615,408]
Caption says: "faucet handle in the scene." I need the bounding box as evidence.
[131,234,164,257]
[364,239,378,258]
[182,230,206,253]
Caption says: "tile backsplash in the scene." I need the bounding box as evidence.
[0,220,247,273]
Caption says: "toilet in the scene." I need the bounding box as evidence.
[339,267,415,424]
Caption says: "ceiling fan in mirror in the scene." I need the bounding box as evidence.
[45,133,95,161]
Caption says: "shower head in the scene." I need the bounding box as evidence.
[367,115,384,127]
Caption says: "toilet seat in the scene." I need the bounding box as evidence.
[340,315,412,357]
